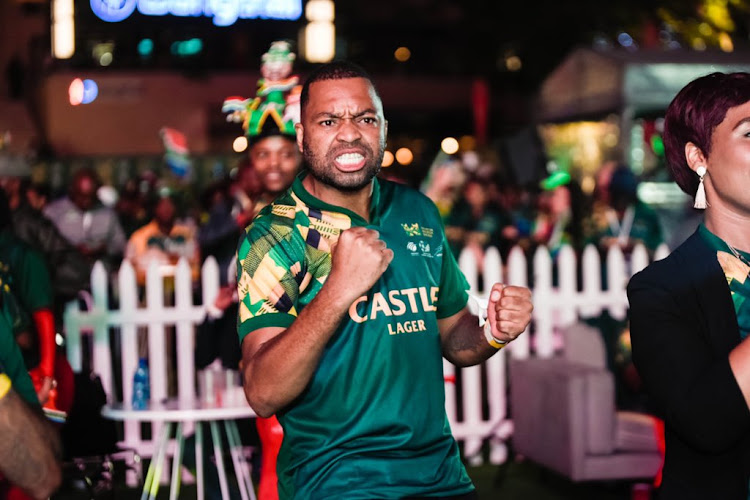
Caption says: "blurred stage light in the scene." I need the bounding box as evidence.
[394,47,411,62]
[458,135,476,151]
[395,148,413,165]
[69,78,84,106]
[69,78,98,105]
[692,38,707,51]
[93,42,115,66]
[441,137,459,155]
[382,151,394,167]
[617,32,634,47]
[505,55,522,71]
[302,0,334,62]
[138,38,154,57]
[171,38,203,56]
[305,0,334,22]
[303,22,335,62]
[52,0,75,59]
[233,136,248,153]
[719,32,734,52]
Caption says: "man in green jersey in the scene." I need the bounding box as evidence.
[237,61,533,499]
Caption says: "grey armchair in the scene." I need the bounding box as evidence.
[509,322,663,482]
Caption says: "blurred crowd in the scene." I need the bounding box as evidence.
[0,146,679,306]
[0,138,684,497]
[420,150,667,269]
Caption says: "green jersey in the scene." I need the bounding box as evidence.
[0,298,39,406]
[237,174,474,499]
[0,230,54,336]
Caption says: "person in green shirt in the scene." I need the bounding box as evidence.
[237,61,534,499]
[0,297,62,499]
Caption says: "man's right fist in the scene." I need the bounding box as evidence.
[327,227,394,303]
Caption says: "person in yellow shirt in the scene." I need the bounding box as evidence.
[125,189,200,287]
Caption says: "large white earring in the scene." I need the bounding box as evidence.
[694,166,708,209]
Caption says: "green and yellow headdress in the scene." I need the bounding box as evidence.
[222,40,301,141]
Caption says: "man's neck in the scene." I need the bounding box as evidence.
[705,206,750,252]
[302,175,373,222]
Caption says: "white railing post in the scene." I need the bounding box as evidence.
[118,261,140,450]
[91,262,112,397]
[532,246,554,358]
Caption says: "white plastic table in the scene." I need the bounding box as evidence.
[102,398,257,500]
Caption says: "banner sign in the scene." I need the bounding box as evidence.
[90,0,301,26]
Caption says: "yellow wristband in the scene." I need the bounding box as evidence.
[483,321,508,349]
[0,373,12,401]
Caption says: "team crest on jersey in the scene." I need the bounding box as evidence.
[401,223,421,237]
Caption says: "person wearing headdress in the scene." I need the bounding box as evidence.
[196,41,303,500]
[223,40,302,225]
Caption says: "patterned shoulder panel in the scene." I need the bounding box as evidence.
[237,191,354,327]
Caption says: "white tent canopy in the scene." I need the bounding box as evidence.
[536,47,750,122]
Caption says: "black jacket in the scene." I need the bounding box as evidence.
[628,229,750,499]
[11,203,92,302]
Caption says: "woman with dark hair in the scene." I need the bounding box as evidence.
[628,72,750,499]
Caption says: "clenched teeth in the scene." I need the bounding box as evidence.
[336,153,364,165]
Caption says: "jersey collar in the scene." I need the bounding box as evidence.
[291,171,382,226]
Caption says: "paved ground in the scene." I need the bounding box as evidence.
[51,456,651,499]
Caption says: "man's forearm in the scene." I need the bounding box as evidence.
[441,311,499,367]
[0,388,62,499]
[242,285,351,417]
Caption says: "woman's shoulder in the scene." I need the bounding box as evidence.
[629,232,702,289]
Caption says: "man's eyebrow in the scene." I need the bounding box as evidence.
[311,109,378,120]
[732,116,750,131]
[353,108,378,117]
[311,111,342,120]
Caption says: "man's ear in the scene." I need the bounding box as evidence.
[295,122,304,153]
[685,142,708,173]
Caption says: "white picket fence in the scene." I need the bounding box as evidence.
[63,242,669,468]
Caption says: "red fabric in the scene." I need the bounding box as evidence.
[0,482,33,500]
[471,78,490,147]
[653,416,666,488]
[6,486,33,500]
[31,309,55,379]
[255,415,283,500]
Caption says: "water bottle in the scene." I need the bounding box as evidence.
[132,358,151,410]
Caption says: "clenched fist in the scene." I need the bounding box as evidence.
[486,283,533,343]
[327,227,394,304]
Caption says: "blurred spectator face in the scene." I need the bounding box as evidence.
[249,136,300,195]
[609,166,639,211]
[154,197,176,226]
[237,165,262,198]
[0,177,21,199]
[70,174,98,211]
[26,184,48,211]
[548,186,571,217]
[464,181,488,208]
